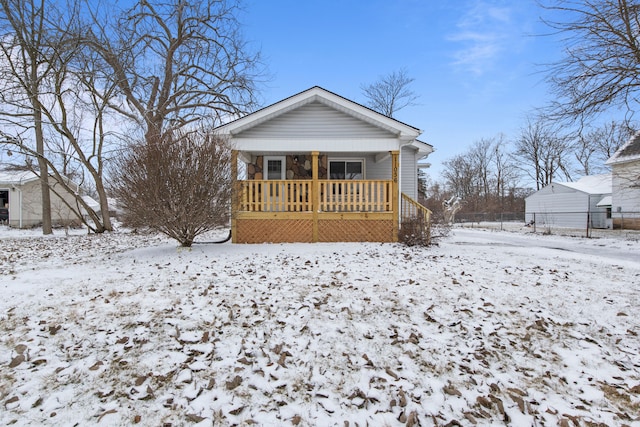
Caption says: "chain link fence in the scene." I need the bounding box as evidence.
[453,212,525,231]
[452,210,640,237]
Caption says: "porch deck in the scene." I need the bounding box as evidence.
[232,179,396,243]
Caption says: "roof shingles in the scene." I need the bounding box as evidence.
[607,131,640,165]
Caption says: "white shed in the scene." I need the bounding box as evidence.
[0,170,83,228]
[525,174,612,229]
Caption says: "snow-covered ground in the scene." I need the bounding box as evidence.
[1,225,639,426]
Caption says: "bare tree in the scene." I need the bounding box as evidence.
[35,30,122,233]
[110,129,232,247]
[0,0,263,233]
[595,120,636,160]
[492,134,521,206]
[442,154,476,199]
[513,117,572,190]
[441,135,524,215]
[469,138,494,201]
[0,0,115,232]
[0,0,59,233]
[360,68,419,118]
[0,129,111,232]
[83,0,262,145]
[541,0,640,123]
[573,120,635,175]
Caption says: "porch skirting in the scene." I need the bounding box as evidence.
[317,218,393,242]
[235,217,315,243]
[234,212,395,243]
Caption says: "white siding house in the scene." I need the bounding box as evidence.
[525,174,612,230]
[216,86,434,243]
[606,131,640,229]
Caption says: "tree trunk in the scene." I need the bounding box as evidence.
[94,177,112,232]
[33,99,52,234]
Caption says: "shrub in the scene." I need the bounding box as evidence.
[399,215,432,247]
[110,129,231,247]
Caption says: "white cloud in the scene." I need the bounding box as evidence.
[448,1,518,76]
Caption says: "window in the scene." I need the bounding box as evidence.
[327,159,364,199]
[264,156,285,180]
[329,160,363,180]
[263,156,285,200]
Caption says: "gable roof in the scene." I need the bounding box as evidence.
[0,170,40,185]
[558,174,611,194]
[606,130,640,165]
[0,170,81,191]
[216,86,422,142]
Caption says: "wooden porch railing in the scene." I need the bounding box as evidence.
[239,180,312,212]
[401,193,432,244]
[319,180,391,212]
[401,193,431,223]
[237,179,392,212]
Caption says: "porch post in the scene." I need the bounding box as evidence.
[391,150,399,242]
[312,151,319,242]
[231,149,238,243]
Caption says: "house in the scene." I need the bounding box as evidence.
[216,86,434,243]
[0,170,83,228]
[525,174,612,230]
[605,131,640,229]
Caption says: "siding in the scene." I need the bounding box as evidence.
[400,146,418,199]
[612,162,640,212]
[525,184,610,229]
[6,179,82,228]
[237,101,397,140]
[366,155,391,180]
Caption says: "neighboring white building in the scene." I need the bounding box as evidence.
[606,131,640,230]
[525,174,612,230]
[0,171,83,228]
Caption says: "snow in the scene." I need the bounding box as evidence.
[0,170,39,185]
[1,224,639,426]
[560,174,611,194]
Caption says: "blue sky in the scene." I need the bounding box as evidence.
[241,0,563,179]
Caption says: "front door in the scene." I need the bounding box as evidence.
[0,189,8,223]
[263,156,286,211]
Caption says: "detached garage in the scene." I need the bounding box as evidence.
[525,174,612,230]
[0,170,82,228]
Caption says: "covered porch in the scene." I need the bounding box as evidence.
[231,150,402,243]
[218,86,434,244]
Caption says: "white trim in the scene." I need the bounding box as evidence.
[263,156,286,180]
[233,138,404,153]
[398,151,402,224]
[237,151,252,164]
[606,130,640,165]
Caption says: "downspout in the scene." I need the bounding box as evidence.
[398,147,402,226]
[18,187,23,228]
[586,194,591,238]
